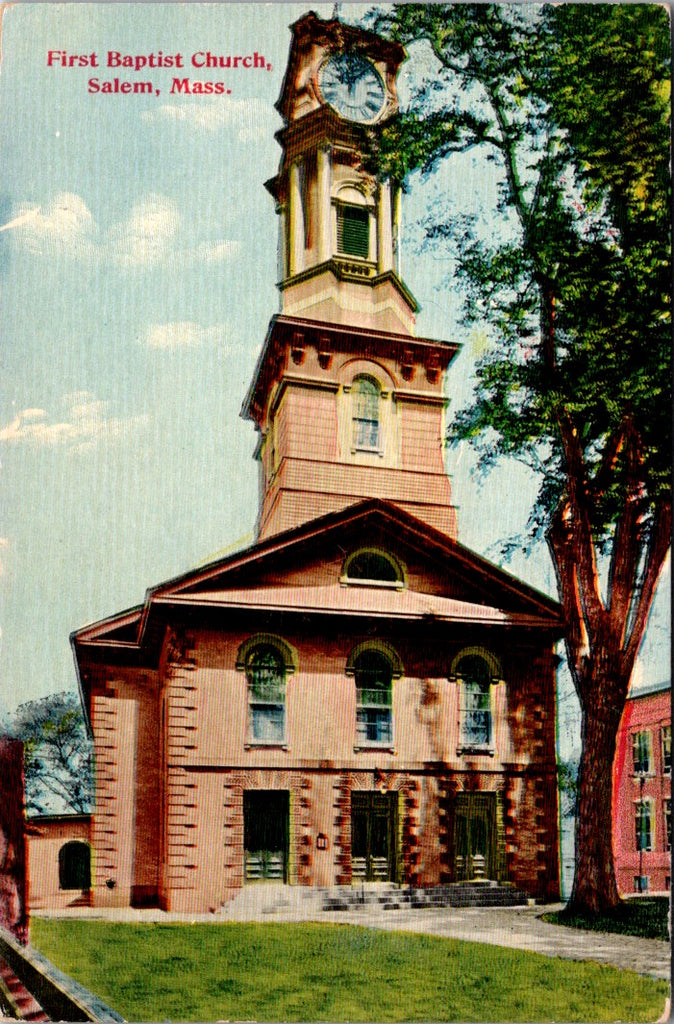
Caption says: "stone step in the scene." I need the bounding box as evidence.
[322,882,530,911]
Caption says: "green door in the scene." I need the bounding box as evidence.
[244,790,289,882]
[351,792,398,882]
[454,792,497,881]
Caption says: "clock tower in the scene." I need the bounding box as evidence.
[244,12,460,541]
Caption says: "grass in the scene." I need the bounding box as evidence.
[542,897,670,941]
[30,919,668,1022]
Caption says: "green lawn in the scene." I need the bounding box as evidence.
[30,919,667,1023]
[542,897,670,941]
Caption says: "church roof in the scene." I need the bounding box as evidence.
[72,498,563,662]
[156,583,555,629]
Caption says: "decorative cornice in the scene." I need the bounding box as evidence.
[242,314,459,426]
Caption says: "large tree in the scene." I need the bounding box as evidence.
[371,3,670,912]
[12,691,93,815]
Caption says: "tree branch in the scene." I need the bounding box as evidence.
[556,410,606,629]
[622,499,672,672]
[606,418,645,638]
[548,497,590,693]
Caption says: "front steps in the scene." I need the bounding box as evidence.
[322,881,530,912]
[222,881,531,917]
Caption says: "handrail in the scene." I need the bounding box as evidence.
[0,927,124,1022]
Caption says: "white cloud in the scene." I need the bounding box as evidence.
[107,195,180,268]
[11,192,239,269]
[142,97,271,139]
[12,193,97,259]
[143,322,210,349]
[0,393,150,453]
[140,322,245,355]
[187,240,242,263]
[0,207,43,233]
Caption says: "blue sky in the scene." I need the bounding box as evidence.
[0,4,669,756]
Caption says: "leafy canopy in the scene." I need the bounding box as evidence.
[370,3,670,545]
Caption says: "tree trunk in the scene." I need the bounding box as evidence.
[569,658,626,913]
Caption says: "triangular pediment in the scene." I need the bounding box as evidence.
[73,500,562,656]
[152,500,561,626]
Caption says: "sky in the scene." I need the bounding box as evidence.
[0,3,669,762]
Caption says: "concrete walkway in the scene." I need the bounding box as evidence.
[34,892,671,982]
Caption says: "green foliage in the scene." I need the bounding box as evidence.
[557,760,578,819]
[31,919,668,1022]
[12,691,93,815]
[543,897,670,942]
[372,2,670,542]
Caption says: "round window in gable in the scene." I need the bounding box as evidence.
[342,549,404,588]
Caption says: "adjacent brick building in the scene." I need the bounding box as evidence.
[33,13,563,914]
[612,680,671,894]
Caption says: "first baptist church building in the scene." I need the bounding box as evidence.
[33,13,563,913]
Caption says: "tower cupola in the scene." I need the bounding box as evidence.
[265,12,417,335]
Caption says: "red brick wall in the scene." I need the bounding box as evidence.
[612,688,671,894]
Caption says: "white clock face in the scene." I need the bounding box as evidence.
[319,53,386,123]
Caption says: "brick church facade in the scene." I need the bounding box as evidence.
[65,13,562,913]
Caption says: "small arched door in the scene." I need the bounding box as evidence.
[58,840,91,890]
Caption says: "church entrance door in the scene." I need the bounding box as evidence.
[244,790,289,882]
[351,792,398,882]
[453,792,497,881]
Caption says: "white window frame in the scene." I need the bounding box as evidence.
[236,635,297,749]
[350,376,382,453]
[635,797,653,852]
[661,725,671,776]
[451,648,502,757]
[632,731,652,775]
[347,641,403,752]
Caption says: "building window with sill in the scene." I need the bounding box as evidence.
[354,650,393,746]
[351,377,381,452]
[634,874,650,893]
[237,636,297,746]
[337,203,370,259]
[661,725,671,775]
[453,652,497,751]
[635,798,653,852]
[633,731,651,775]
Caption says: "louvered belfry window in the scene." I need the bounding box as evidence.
[337,204,369,258]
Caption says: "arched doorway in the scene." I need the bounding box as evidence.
[58,841,91,890]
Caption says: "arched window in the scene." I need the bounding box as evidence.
[245,643,287,744]
[343,549,403,585]
[452,651,499,750]
[58,841,91,890]
[352,377,380,451]
[353,650,394,746]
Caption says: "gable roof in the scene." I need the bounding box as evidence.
[73,499,562,659]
